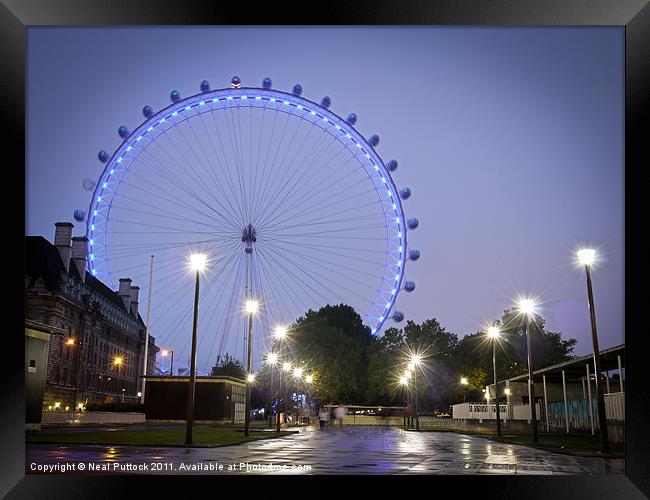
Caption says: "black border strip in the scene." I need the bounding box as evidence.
[5,0,649,497]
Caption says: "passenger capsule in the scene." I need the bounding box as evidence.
[347,113,357,125]
[369,135,379,147]
[393,311,405,322]
[263,77,272,89]
[408,218,419,230]
[98,150,109,163]
[400,187,411,200]
[231,76,241,88]
[200,80,210,92]
[404,281,416,292]
[292,84,303,96]
[118,126,129,138]
[409,249,421,261]
[73,209,86,222]
[321,96,331,108]
[170,90,181,102]
[142,105,153,118]
[387,160,398,172]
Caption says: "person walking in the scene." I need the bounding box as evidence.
[318,406,330,430]
[334,405,347,428]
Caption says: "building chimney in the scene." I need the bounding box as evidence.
[71,236,88,283]
[130,286,140,318]
[54,222,74,272]
[118,278,132,312]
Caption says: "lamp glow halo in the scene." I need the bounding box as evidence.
[87,84,415,368]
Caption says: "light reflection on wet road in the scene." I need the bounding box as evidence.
[26,425,624,475]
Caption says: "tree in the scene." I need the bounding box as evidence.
[210,353,245,379]
[450,308,577,392]
[290,304,376,405]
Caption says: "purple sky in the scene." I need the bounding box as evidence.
[26,27,624,369]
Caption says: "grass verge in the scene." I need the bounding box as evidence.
[413,426,623,457]
[26,424,296,448]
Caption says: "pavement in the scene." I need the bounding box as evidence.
[25,425,624,475]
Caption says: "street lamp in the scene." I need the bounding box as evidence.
[274,325,287,340]
[400,375,409,428]
[185,253,206,445]
[305,374,314,421]
[577,248,610,453]
[518,298,538,443]
[278,361,291,432]
[244,298,259,437]
[162,348,175,376]
[293,367,303,421]
[265,351,278,428]
[66,337,83,409]
[460,376,469,402]
[410,355,422,431]
[487,326,502,437]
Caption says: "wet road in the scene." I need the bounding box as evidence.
[26,425,624,475]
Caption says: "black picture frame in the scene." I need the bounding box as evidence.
[5,0,649,496]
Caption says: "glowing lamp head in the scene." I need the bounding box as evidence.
[65,338,76,346]
[411,355,422,365]
[407,362,415,371]
[518,298,536,316]
[137,392,142,398]
[405,370,412,379]
[577,248,596,266]
[460,377,468,385]
[293,367,303,379]
[400,376,408,385]
[247,373,255,383]
[113,356,123,366]
[267,352,279,366]
[245,299,259,315]
[274,325,287,339]
[487,326,500,339]
[305,375,314,384]
[504,388,511,395]
[283,362,292,372]
[189,253,207,271]
[161,349,169,357]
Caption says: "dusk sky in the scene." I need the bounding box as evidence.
[26,27,623,370]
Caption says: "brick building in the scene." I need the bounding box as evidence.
[25,222,158,409]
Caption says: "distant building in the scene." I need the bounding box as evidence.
[25,222,158,411]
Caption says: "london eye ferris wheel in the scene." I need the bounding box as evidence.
[85,76,420,372]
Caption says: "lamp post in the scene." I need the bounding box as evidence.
[162,349,175,376]
[460,376,469,403]
[65,337,83,409]
[305,374,314,423]
[141,254,154,404]
[578,249,610,453]
[487,326,502,437]
[405,369,412,427]
[273,326,288,431]
[518,298,538,443]
[410,355,421,431]
[266,351,278,428]
[293,367,303,423]
[280,361,291,431]
[185,253,206,445]
[244,299,259,437]
[400,375,408,429]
